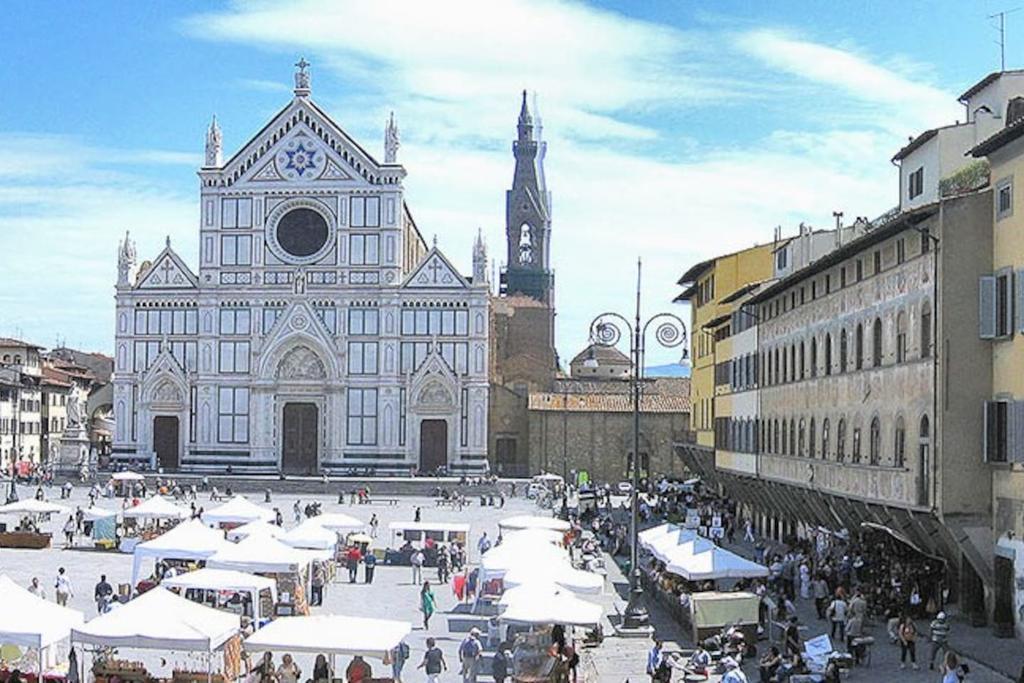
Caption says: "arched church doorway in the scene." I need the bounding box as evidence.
[282,402,319,475]
[153,416,180,470]
[420,420,447,474]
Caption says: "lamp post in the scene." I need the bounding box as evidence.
[7,382,20,504]
[561,384,569,518]
[586,258,687,631]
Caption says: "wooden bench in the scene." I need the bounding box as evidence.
[364,498,399,506]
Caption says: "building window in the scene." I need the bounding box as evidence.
[776,249,787,270]
[217,387,249,444]
[347,342,379,375]
[921,304,932,358]
[896,238,906,265]
[398,388,407,446]
[263,307,283,332]
[997,272,1012,338]
[809,418,816,458]
[810,338,817,378]
[909,166,924,200]
[314,306,337,334]
[220,235,252,266]
[789,420,796,456]
[822,418,830,460]
[841,267,847,288]
[824,334,832,376]
[350,196,381,228]
[872,318,883,367]
[921,228,931,254]
[856,260,863,282]
[839,329,848,373]
[347,388,377,445]
[837,419,846,462]
[401,308,469,336]
[852,426,862,463]
[855,323,864,369]
[460,388,469,447]
[349,234,380,265]
[894,417,906,468]
[997,176,1013,221]
[348,309,380,336]
[896,312,907,363]
[869,417,881,465]
[221,197,253,229]
[984,400,1010,463]
[219,308,251,335]
[798,419,806,456]
[873,250,882,275]
[218,341,250,373]
[798,343,805,379]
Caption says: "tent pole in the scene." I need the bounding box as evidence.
[207,650,213,683]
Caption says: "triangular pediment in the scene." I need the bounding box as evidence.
[214,97,405,189]
[135,244,198,290]
[402,247,468,289]
[256,301,340,379]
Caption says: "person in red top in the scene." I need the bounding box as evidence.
[345,546,362,583]
[345,655,371,683]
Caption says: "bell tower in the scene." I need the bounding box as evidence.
[503,91,554,305]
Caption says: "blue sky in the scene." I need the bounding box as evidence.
[0,1,1013,364]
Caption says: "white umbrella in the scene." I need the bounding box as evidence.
[244,615,411,661]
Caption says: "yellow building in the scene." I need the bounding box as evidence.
[972,107,1024,639]
[675,244,776,462]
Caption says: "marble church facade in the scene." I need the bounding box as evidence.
[111,63,490,474]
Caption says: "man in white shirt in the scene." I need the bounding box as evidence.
[411,549,425,584]
[54,567,73,606]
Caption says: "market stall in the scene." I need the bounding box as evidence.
[161,569,277,627]
[243,615,411,661]
[280,520,339,551]
[225,520,282,542]
[71,588,241,683]
[498,584,603,626]
[130,519,232,586]
[664,545,768,581]
[502,528,565,547]
[501,561,604,595]
[0,500,69,549]
[201,497,273,530]
[498,515,570,533]
[311,513,363,533]
[646,534,710,564]
[386,522,468,566]
[82,507,118,550]
[109,471,145,497]
[688,591,760,644]
[0,574,84,679]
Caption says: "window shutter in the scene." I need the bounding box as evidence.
[983,400,992,462]
[1014,401,1024,464]
[1017,270,1024,333]
[980,276,996,339]
[1007,273,1017,337]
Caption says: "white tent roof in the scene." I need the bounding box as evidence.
[244,615,411,661]
[638,522,680,545]
[202,496,274,526]
[666,546,769,581]
[503,528,564,546]
[161,568,278,605]
[0,499,70,516]
[481,539,568,579]
[501,562,604,595]
[131,520,232,584]
[386,521,469,533]
[82,506,118,521]
[226,520,283,542]
[498,515,570,532]
[0,574,85,648]
[648,534,710,563]
[122,496,187,521]
[499,584,602,627]
[207,534,325,574]
[310,513,363,531]
[111,471,145,481]
[71,588,239,651]
[280,520,339,550]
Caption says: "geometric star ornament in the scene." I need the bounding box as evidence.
[282,142,319,178]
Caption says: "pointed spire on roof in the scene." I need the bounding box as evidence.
[384,111,400,163]
[117,230,137,288]
[518,89,532,126]
[165,235,171,249]
[294,57,311,96]
[204,114,223,167]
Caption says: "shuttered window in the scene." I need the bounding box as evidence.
[980,275,996,339]
[984,400,1024,463]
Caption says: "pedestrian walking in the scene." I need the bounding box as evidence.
[94,574,113,614]
[418,637,446,683]
[414,507,421,523]
[743,518,755,543]
[411,549,424,585]
[477,532,491,557]
[293,500,302,524]
[364,551,377,584]
[898,615,919,671]
[345,545,362,583]
[27,577,45,599]
[420,581,436,629]
[812,575,829,620]
[54,567,73,606]
[369,514,379,538]
[826,593,847,641]
[63,515,75,547]
[491,643,510,683]
[928,611,951,670]
[784,616,801,656]
[389,640,409,683]
[310,561,326,606]
[458,627,483,683]
[437,545,450,583]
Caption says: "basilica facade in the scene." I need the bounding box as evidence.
[111,63,490,474]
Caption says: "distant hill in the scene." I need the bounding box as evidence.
[645,363,690,378]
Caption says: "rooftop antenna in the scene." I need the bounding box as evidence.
[990,8,1021,71]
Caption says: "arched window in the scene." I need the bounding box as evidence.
[855,323,864,369]
[810,338,818,378]
[799,342,805,380]
[799,418,806,456]
[790,345,797,382]
[852,425,862,463]
[918,415,931,505]
[780,348,786,384]
[773,419,780,454]
[894,416,906,467]
[921,303,932,358]
[840,329,848,373]
[869,417,881,465]
[789,420,796,456]
[837,419,846,462]
[822,418,831,459]
[809,417,816,458]
[824,334,833,376]
[896,312,907,363]
[1,354,8,362]
[872,317,883,367]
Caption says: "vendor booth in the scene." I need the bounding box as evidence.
[310,513,363,532]
[498,516,570,533]
[162,569,277,628]
[109,471,145,497]
[82,507,118,550]
[243,615,411,661]
[0,500,69,549]
[501,562,604,595]
[280,520,339,551]
[130,520,232,587]
[202,497,273,529]
[122,497,186,522]
[665,546,769,581]
[688,591,760,644]
[498,584,603,626]
[386,522,468,566]
[0,574,85,680]
[225,520,282,542]
[71,588,241,683]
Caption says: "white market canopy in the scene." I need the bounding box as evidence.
[387,521,468,534]
[646,531,705,563]
[638,523,681,546]
[503,528,565,546]
[280,520,339,551]
[162,568,278,606]
[82,506,118,522]
[122,496,187,521]
[244,615,411,661]
[111,471,145,481]
[226,520,283,542]
[498,515,570,533]
[313,513,364,531]
[71,588,239,652]
[207,534,326,574]
[202,496,274,526]
[0,499,70,517]
[501,562,604,595]
[480,539,568,581]
[131,519,232,584]
[499,584,602,627]
[666,546,769,581]
[0,574,85,649]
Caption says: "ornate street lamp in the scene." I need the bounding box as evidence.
[587,258,687,631]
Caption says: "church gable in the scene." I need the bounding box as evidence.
[402,248,468,290]
[136,244,198,290]
[220,98,403,189]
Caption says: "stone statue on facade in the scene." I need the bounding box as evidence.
[205,115,223,167]
[384,111,400,163]
[117,231,137,287]
[67,395,85,431]
[294,57,311,93]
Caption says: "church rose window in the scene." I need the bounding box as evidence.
[276,208,329,258]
